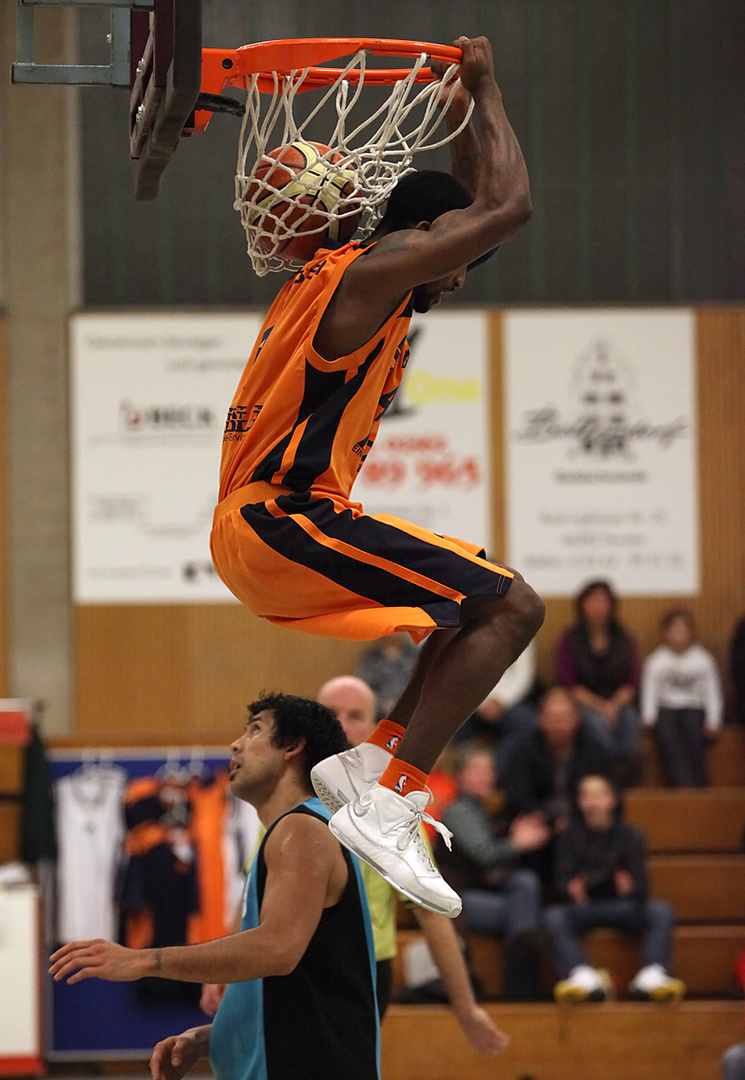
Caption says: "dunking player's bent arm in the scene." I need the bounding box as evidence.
[314,36,530,361]
[311,36,544,918]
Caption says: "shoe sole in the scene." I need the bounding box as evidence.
[327,815,462,918]
[310,767,347,814]
[629,985,686,1003]
[555,988,610,1004]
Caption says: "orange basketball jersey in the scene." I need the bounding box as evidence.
[218,242,412,501]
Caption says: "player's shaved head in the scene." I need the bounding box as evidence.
[317,675,377,746]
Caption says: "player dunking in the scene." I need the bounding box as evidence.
[210,36,544,915]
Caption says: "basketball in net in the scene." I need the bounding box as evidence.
[243,139,362,264]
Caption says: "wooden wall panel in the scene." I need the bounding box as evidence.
[73,308,745,742]
[74,604,365,743]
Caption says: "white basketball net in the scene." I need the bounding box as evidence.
[233,49,474,275]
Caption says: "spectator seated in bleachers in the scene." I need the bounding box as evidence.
[556,578,642,785]
[436,742,550,1001]
[542,773,686,1004]
[452,640,541,777]
[641,607,723,787]
[355,631,421,720]
[501,686,613,891]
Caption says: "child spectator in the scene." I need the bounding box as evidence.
[641,608,723,787]
[437,743,550,1001]
[542,773,686,1003]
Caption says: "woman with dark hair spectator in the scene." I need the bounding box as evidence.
[556,579,641,785]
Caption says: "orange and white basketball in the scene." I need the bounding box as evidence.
[244,140,362,263]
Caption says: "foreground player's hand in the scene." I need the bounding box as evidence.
[49,939,147,983]
[199,982,227,1017]
[150,1026,211,1080]
[459,1003,510,1055]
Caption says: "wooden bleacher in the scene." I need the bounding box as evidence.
[380,1001,743,1080]
[384,725,745,1078]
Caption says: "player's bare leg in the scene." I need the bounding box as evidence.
[314,573,544,915]
[391,574,544,771]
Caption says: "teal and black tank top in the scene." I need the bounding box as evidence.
[210,797,380,1080]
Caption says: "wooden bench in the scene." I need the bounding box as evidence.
[380,1000,744,1080]
[625,788,745,852]
[457,924,745,999]
[641,725,745,787]
[648,854,745,922]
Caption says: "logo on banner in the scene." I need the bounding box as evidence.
[514,337,688,461]
[119,400,216,433]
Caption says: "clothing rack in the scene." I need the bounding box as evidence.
[46,746,256,1060]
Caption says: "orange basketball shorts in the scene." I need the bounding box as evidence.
[210,484,514,643]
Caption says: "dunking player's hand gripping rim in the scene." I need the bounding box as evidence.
[196,37,477,273]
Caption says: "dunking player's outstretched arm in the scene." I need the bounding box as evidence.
[48,813,346,986]
[314,35,529,360]
[440,68,482,198]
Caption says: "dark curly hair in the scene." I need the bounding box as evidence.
[575,578,618,623]
[247,692,349,786]
[375,169,472,233]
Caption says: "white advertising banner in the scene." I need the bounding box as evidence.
[353,310,491,553]
[72,312,261,603]
[504,309,698,597]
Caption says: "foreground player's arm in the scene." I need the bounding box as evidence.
[150,1025,212,1080]
[50,815,346,985]
[199,899,243,1016]
[414,908,509,1056]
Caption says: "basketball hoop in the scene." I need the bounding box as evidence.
[199,39,474,275]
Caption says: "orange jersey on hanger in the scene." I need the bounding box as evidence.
[218,242,412,501]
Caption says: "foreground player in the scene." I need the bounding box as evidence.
[50,696,380,1080]
[318,675,509,1054]
[210,36,543,915]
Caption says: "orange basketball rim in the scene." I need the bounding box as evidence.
[196,37,464,134]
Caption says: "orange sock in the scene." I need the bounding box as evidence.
[365,719,405,755]
[379,758,429,798]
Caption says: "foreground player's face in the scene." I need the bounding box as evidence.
[229,709,285,801]
[412,267,468,314]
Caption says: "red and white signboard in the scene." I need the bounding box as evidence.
[353,310,492,553]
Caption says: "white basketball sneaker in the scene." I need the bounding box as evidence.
[628,964,686,1002]
[328,782,462,917]
[311,742,392,814]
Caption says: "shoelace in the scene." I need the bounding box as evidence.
[396,789,454,857]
